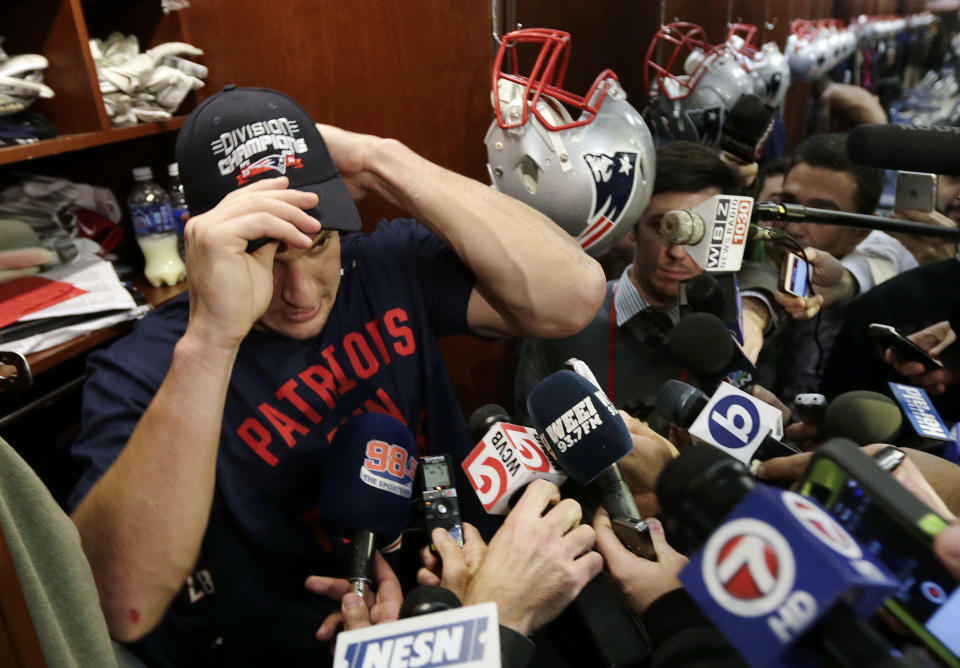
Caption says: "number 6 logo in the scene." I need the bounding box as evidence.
[708,395,761,449]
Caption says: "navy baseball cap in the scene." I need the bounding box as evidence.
[175,85,362,233]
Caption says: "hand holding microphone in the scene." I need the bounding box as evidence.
[459,480,602,636]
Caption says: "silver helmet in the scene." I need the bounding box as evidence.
[485,28,656,257]
[644,22,753,145]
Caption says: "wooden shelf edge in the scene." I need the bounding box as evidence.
[0,116,187,166]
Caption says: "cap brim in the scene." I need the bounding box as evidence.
[298,175,362,233]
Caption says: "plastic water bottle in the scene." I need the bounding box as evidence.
[128,166,186,287]
[167,162,189,260]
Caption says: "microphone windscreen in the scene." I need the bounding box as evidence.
[319,412,417,537]
[467,404,511,443]
[668,312,736,376]
[399,585,462,618]
[655,444,749,522]
[655,380,709,428]
[526,369,632,484]
[824,391,902,445]
[684,274,724,316]
[847,124,960,175]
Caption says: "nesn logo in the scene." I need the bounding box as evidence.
[339,618,491,668]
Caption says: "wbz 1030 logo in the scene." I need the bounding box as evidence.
[461,424,551,510]
[360,439,417,497]
[700,491,885,644]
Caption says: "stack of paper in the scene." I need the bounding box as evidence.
[0,251,149,356]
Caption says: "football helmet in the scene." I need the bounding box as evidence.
[485,28,656,257]
[725,25,791,108]
[644,22,753,145]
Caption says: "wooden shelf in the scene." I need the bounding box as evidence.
[0,116,187,166]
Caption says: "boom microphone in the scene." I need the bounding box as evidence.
[320,413,417,600]
[847,124,960,176]
[526,370,639,520]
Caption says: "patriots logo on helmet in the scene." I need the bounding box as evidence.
[578,151,640,251]
[684,106,724,144]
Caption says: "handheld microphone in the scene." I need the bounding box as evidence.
[654,379,710,429]
[719,93,778,163]
[686,382,796,465]
[526,370,639,520]
[668,312,758,393]
[680,272,745,344]
[320,413,417,600]
[847,123,960,176]
[823,390,903,445]
[657,193,754,272]
[399,585,462,619]
[462,404,566,515]
[657,446,903,667]
[887,382,952,449]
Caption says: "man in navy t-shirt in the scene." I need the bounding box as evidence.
[67,86,606,666]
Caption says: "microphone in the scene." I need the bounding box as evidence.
[399,585,462,618]
[683,381,797,465]
[319,412,417,600]
[718,93,778,164]
[885,382,951,450]
[668,312,758,393]
[847,123,960,176]
[657,446,903,667]
[461,404,566,515]
[654,379,710,429]
[680,272,745,344]
[526,370,639,520]
[657,193,754,272]
[752,200,960,240]
[823,390,903,445]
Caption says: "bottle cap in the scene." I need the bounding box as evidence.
[132,166,153,180]
[167,162,180,177]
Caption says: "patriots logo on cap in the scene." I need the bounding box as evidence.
[236,152,305,185]
[577,151,639,251]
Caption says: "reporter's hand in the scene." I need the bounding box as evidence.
[306,550,402,643]
[462,480,602,636]
[783,420,823,451]
[719,151,758,188]
[774,247,849,320]
[593,508,688,614]
[890,209,957,264]
[417,523,487,602]
[184,176,321,349]
[742,298,768,363]
[618,411,678,517]
[884,321,960,395]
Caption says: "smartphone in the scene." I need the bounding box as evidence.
[611,516,657,561]
[800,441,959,665]
[895,171,937,213]
[867,323,943,371]
[417,454,464,546]
[779,252,810,298]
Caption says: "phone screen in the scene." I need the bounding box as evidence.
[781,253,810,297]
[822,477,960,655]
[421,458,453,489]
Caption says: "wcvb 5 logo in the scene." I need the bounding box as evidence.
[701,518,796,617]
[461,424,550,510]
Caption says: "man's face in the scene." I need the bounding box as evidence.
[257,230,342,339]
[937,174,960,223]
[777,162,864,257]
[630,188,715,307]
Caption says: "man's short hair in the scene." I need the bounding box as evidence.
[653,141,740,196]
[789,132,884,214]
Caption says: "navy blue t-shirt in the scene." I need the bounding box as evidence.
[69,219,482,666]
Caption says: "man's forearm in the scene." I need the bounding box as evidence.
[73,331,238,641]
[364,138,606,338]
